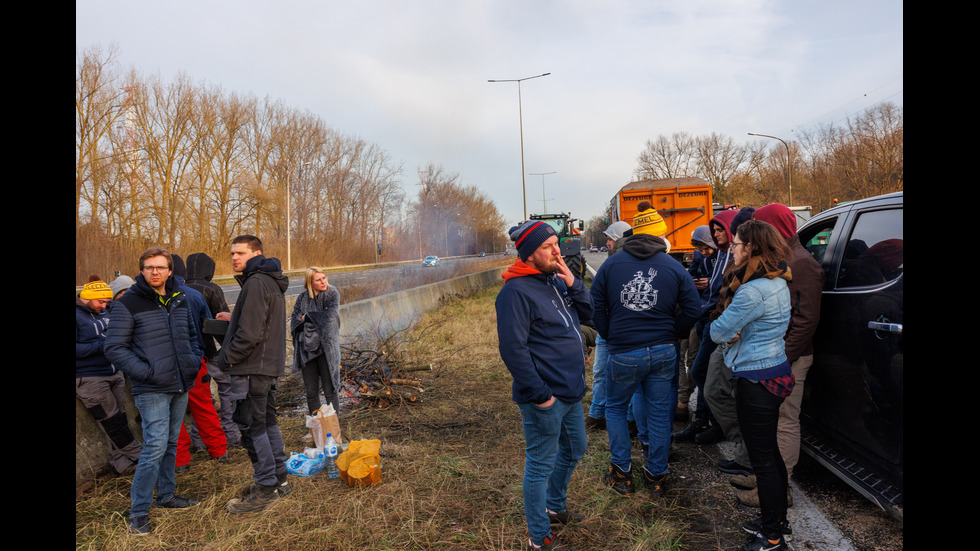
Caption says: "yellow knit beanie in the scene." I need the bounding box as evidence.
[80,279,113,300]
[632,201,667,236]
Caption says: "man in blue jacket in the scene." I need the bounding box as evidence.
[76,277,141,476]
[591,202,701,498]
[496,220,593,551]
[105,247,204,536]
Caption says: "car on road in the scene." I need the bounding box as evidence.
[478,252,486,257]
[590,246,598,252]
[422,255,441,267]
[796,191,903,521]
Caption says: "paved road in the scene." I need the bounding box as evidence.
[217,254,504,304]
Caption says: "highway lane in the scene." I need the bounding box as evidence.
[217,254,505,304]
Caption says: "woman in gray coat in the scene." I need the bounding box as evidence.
[290,267,342,415]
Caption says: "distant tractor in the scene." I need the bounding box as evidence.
[527,212,588,280]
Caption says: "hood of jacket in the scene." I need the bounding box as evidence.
[622,233,668,260]
[709,210,738,251]
[501,259,545,281]
[186,252,217,282]
[236,255,289,293]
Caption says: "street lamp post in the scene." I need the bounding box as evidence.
[529,171,556,212]
[748,132,793,206]
[488,72,551,220]
[287,161,312,271]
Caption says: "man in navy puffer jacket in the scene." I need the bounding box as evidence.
[105,247,203,536]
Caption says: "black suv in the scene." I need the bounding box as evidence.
[796,191,903,521]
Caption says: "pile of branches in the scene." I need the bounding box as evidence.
[340,343,431,407]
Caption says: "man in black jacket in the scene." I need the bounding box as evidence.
[212,235,291,514]
[105,247,203,536]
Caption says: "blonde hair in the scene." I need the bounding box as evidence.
[304,267,329,296]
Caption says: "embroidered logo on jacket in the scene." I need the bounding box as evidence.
[621,268,659,311]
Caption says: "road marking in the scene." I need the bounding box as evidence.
[716,442,856,550]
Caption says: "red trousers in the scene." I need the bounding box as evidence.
[176,359,228,466]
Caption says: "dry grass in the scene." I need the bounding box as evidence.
[76,281,748,551]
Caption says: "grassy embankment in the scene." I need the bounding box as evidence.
[76,280,745,551]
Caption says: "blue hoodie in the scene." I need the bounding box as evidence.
[591,234,701,355]
[495,262,593,405]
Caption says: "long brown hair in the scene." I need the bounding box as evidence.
[736,220,791,270]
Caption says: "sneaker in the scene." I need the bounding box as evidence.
[739,532,787,551]
[547,508,583,524]
[603,463,635,496]
[212,453,229,462]
[742,516,793,542]
[227,484,279,514]
[641,468,667,498]
[275,474,293,497]
[175,464,190,473]
[128,515,150,536]
[246,475,292,498]
[156,495,200,509]
[529,530,574,550]
[717,459,753,476]
[729,474,757,490]
[694,423,724,444]
[584,416,606,430]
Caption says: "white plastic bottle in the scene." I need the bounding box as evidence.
[325,433,339,478]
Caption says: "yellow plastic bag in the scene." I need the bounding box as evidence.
[337,439,383,487]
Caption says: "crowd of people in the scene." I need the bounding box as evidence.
[75,235,342,536]
[496,201,822,551]
[78,206,820,548]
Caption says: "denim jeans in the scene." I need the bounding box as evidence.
[131,391,189,518]
[517,398,588,546]
[736,377,788,538]
[588,335,608,419]
[628,342,680,449]
[606,344,677,476]
[688,318,718,425]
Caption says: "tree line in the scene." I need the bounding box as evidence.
[76,45,506,285]
[582,101,903,243]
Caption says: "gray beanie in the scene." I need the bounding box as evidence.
[603,221,631,242]
[109,275,136,298]
[690,225,715,249]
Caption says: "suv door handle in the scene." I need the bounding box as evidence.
[868,321,902,335]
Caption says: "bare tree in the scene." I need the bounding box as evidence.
[635,132,697,180]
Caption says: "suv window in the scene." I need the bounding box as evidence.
[837,208,903,288]
[799,216,838,266]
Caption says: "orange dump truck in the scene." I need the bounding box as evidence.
[609,177,714,265]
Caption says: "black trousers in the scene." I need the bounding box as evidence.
[736,377,788,538]
[301,354,340,415]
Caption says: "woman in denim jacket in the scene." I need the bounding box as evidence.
[710,220,794,551]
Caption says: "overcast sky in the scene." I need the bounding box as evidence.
[76,0,903,229]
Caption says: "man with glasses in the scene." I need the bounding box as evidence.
[105,247,204,536]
